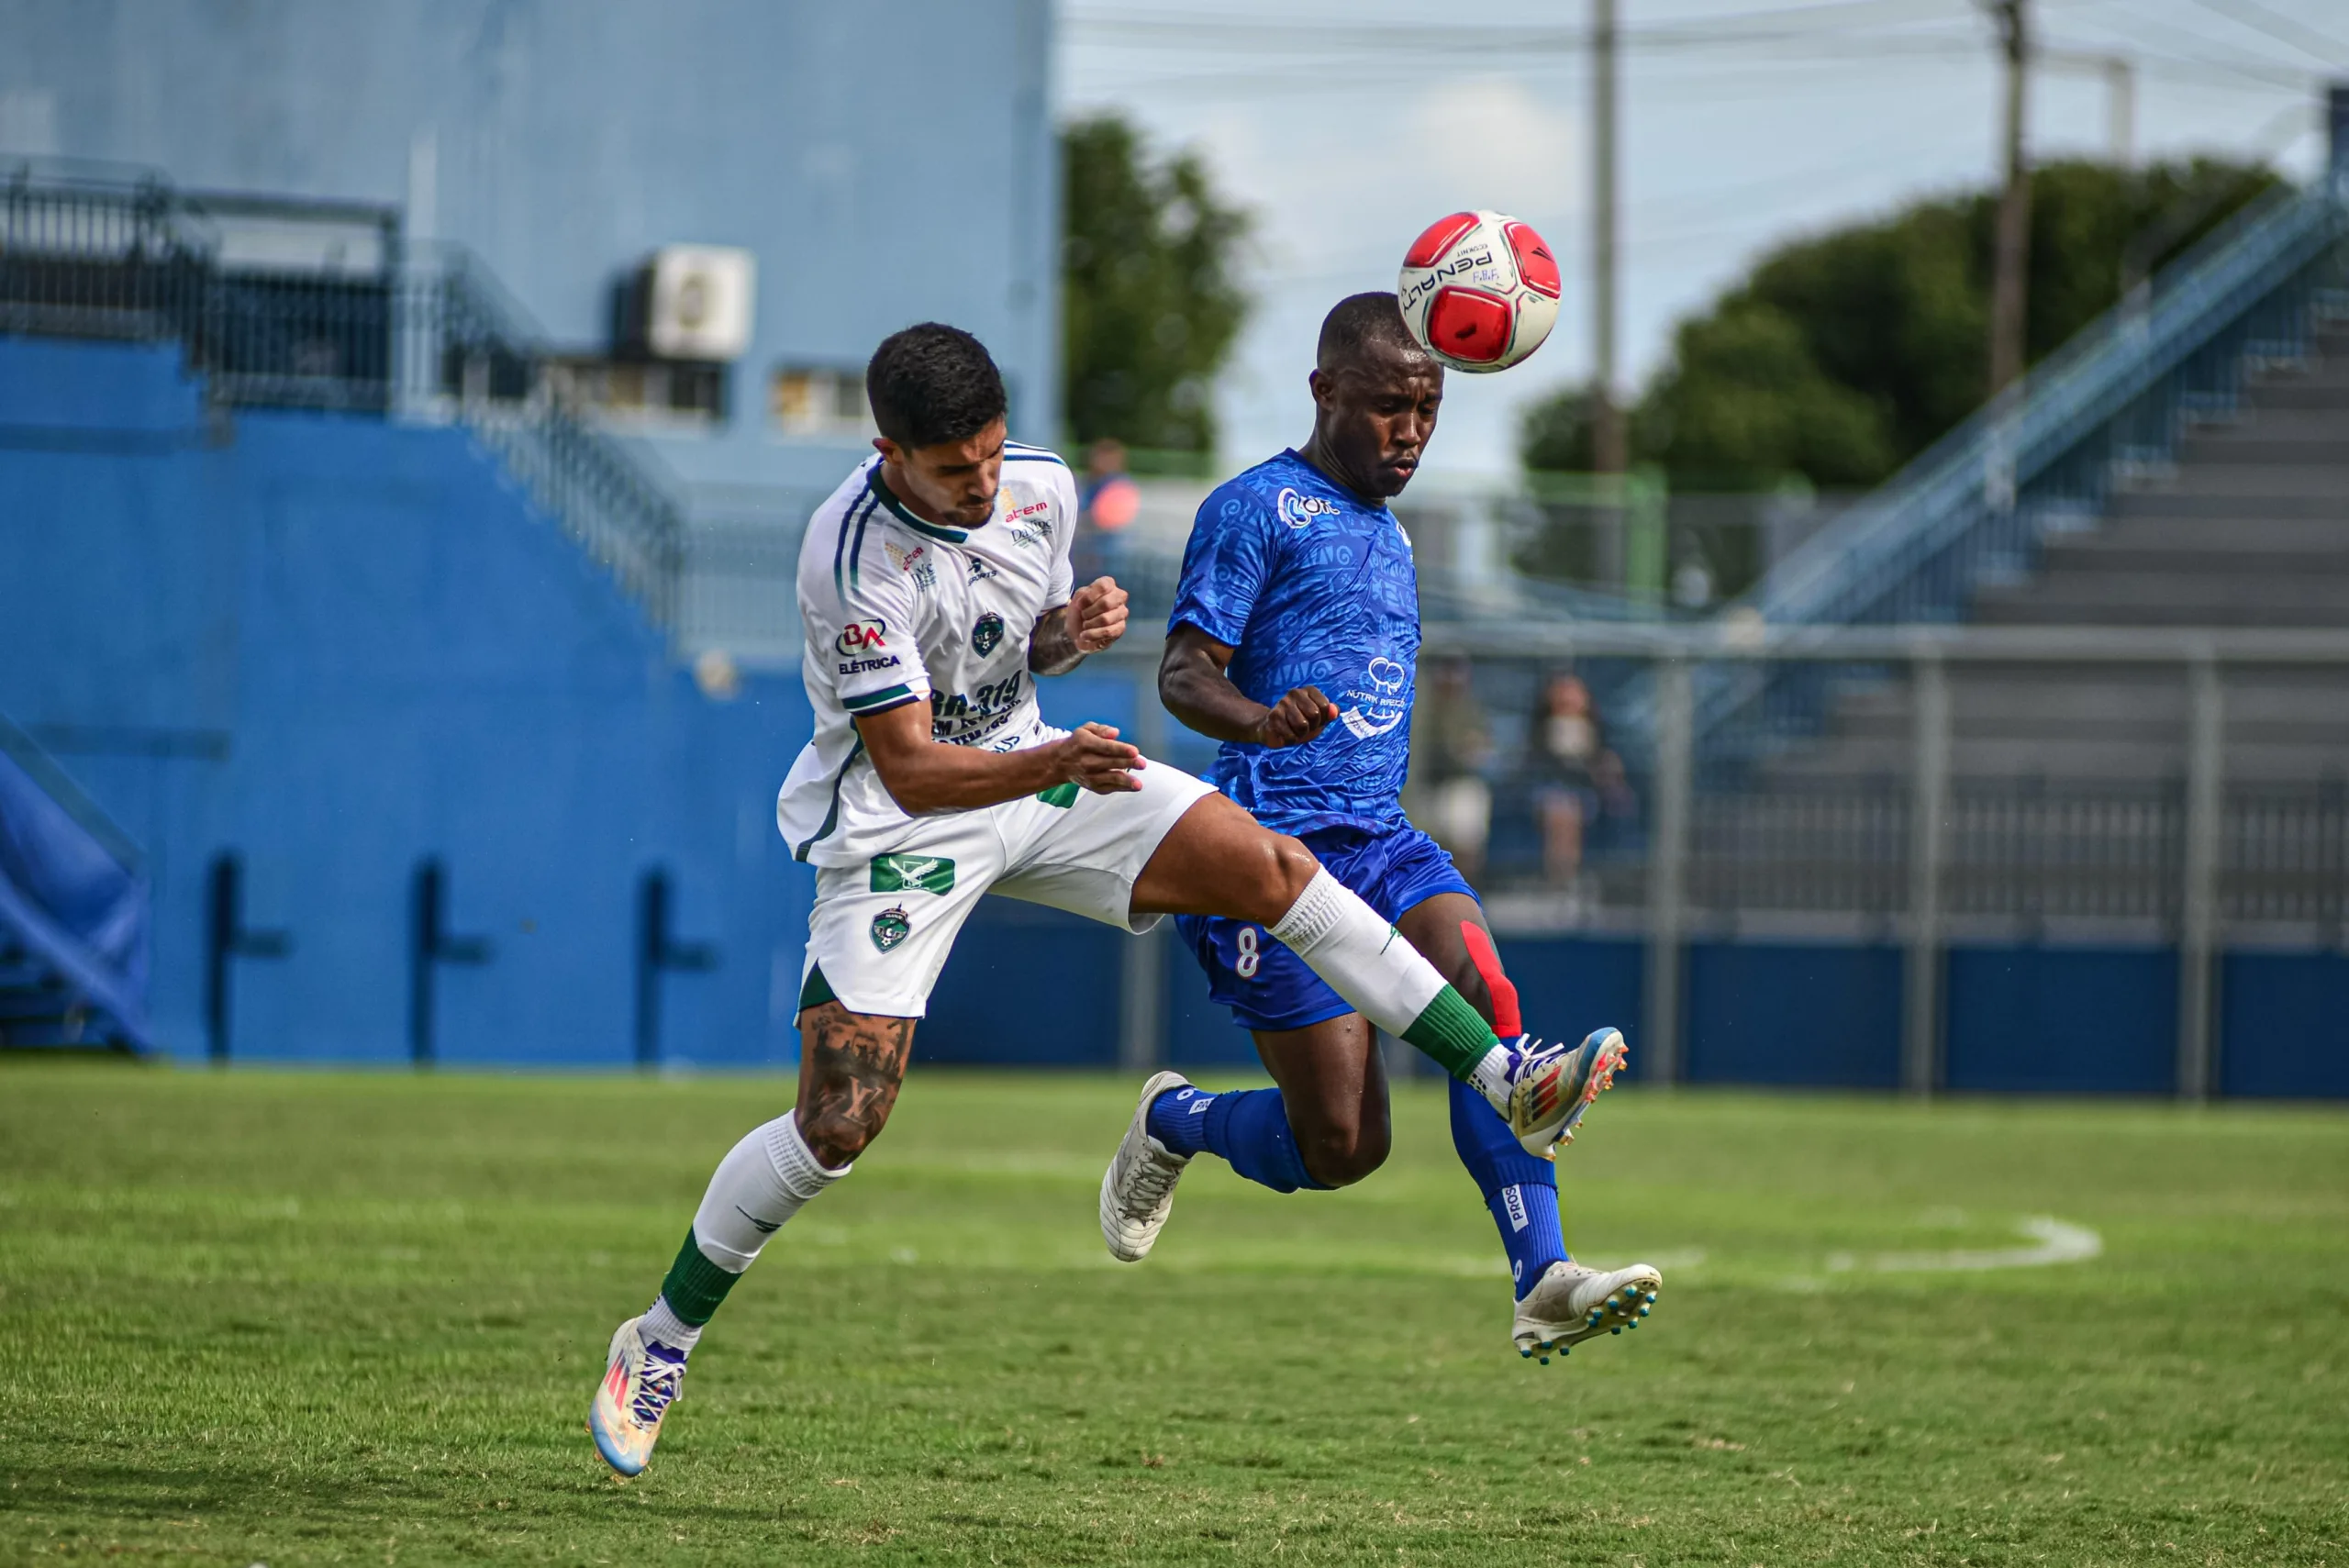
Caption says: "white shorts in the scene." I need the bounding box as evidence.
[800,757,1219,1018]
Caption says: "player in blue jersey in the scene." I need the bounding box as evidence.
[1096,294,1661,1361]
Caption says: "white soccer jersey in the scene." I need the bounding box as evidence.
[775,442,1080,868]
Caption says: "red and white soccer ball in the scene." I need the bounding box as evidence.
[1397,210,1562,373]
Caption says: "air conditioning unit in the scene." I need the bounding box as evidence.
[640,245,756,361]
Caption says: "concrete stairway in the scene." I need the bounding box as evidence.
[1768,319,2349,784]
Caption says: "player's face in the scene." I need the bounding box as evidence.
[1313,345,1443,498]
[878,417,1007,528]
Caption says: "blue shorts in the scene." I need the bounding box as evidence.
[1175,824,1478,1033]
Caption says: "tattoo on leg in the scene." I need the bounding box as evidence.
[795,1002,916,1166]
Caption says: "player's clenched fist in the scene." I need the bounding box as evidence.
[1064,577,1129,653]
[1056,721,1144,793]
[1252,685,1339,749]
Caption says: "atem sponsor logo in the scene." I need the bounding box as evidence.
[1275,487,1341,528]
[1399,243,1497,310]
[884,540,936,590]
[1004,498,1050,523]
[835,619,887,655]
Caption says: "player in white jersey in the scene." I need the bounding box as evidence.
[588,324,1606,1477]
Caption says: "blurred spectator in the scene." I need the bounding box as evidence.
[1076,438,1141,584]
[1521,672,1631,890]
[1409,657,1494,884]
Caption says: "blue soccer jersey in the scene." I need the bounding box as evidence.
[1168,450,1419,837]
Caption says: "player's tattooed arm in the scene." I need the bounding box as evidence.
[1030,576,1130,674]
[858,701,1142,814]
[793,1002,918,1166]
[1159,623,1339,749]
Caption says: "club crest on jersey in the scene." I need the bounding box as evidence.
[1275,487,1341,528]
[971,611,1006,657]
[869,906,912,952]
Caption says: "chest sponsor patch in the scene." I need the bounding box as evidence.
[869,853,956,895]
[1339,654,1410,740]
[884,541,937,591]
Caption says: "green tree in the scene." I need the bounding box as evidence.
[1520,158,2280,490]
[1062,114,1252,455]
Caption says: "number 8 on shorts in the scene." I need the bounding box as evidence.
[1235,926,1260,979]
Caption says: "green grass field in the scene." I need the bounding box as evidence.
[3,1062,2345,1565]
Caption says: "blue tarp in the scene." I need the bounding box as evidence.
[0,728,152,1049]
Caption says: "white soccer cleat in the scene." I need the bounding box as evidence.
[1512,1259,1664,1363]
[1100,1069,1196,1262]
[588,1316,687,1477]
[1500,1027,1628,1157]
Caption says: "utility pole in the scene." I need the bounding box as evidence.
[1984,0,2032,399]
[1591,0,1623,478]
[1590,0,1631,592]
[2105,54,2134,168]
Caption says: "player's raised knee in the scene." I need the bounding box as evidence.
[1229,830,1321,926]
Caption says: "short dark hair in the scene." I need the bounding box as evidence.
[1316,292,1429,373]
[866,323,1008,448]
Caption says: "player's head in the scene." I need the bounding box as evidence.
[1308,292,1442,500]
[868,323,1008,528]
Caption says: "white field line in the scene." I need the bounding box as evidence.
[1825,1216,2103,1274]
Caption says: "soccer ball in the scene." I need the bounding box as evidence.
[1397,210,1561,373]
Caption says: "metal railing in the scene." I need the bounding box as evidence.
[3,164,689,629]
[1072,624,2349,1098]
[1689,174,2349,757]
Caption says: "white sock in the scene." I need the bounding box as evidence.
[641,1295,702,1353]
[689,1111,849,1270]
[1269,867,1518,1111]
[1267,868,1446,1035]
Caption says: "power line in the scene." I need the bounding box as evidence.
[2183,0,2349,68]
[1065,8,2321,91]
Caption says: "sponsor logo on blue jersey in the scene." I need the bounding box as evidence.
[1275,487,1341,528]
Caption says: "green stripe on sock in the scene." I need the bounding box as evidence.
[1400,984,1500,1083]
[658,1229,741,1328]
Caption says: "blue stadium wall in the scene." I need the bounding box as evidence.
[2,336,2339,1094]
[0,337,817,1067]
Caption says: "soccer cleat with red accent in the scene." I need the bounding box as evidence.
[588,1316,686,1477]
[1499,1027,1628,1157]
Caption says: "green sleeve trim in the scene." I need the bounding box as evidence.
[1035,781,1080,808]
[843,683,915,712]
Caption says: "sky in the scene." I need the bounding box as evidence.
[1057,0,2344,479]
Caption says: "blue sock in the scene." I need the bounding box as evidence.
[1448,1076,1568,1299]
[1147,1086,1328,1194]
